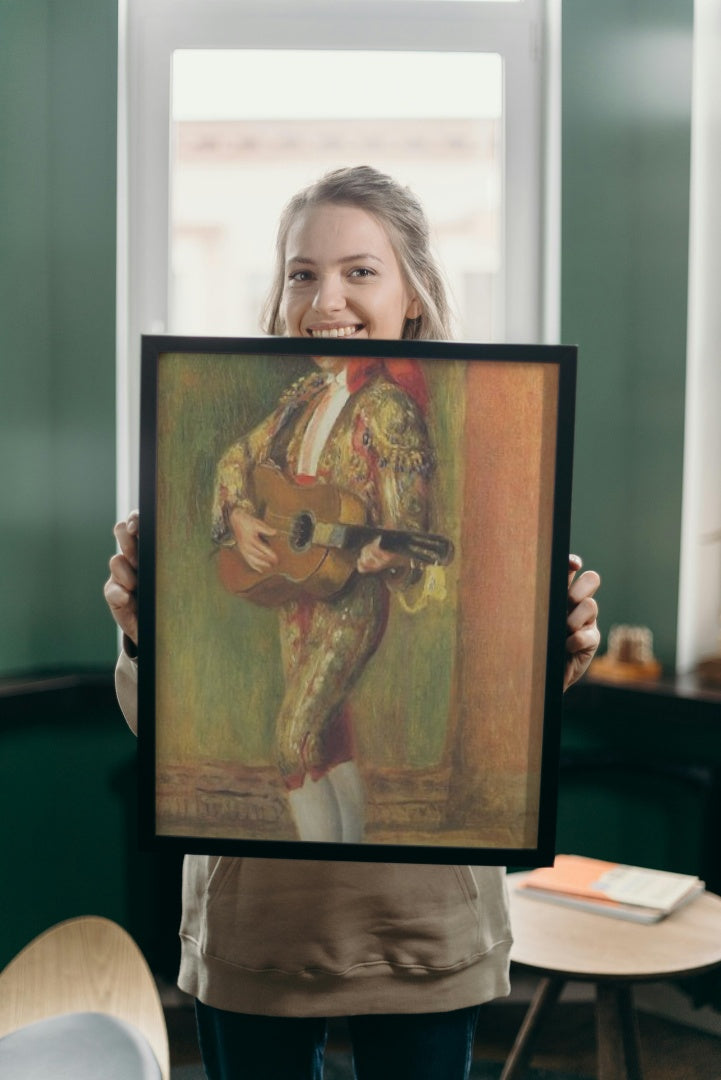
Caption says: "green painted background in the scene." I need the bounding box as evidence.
[0,0,705,970]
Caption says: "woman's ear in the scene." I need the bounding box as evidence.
[406,296,423,320]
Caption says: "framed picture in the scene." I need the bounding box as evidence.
[138,335,576,865]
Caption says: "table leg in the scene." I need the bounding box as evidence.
[499,976,565,1080]
[596,982,643,1080]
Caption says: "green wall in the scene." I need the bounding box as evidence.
[0,1,693,677]
[563,0,693,669]
[0,0,135,968]
[0,0,118,675]
[0,0,698,967]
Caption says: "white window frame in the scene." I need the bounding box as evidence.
[117,0,559,511]
[676,0,721,674]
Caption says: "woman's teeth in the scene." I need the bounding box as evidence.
[310,325,360,338]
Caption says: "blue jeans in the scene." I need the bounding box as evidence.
[195,1000,481,1080]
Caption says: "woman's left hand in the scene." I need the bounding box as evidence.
[564,554,601,691]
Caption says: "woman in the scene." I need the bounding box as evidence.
[106,166,601,1080]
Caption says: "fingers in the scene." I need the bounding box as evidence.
[563,622,601,690]
[103,575,138,644]
[103,577,137,620]
[113,511,139,568]
[357,537,404,575]
[357,538,385,574]
[567,568,601,651]
[566,590,600,636]
[241,524,279,573]
[568,567,601,610]
[105,512,140,645]
[565,622,601,660]
[568,554,600,594]
[563,557,601,690]
[567,553,583,588]
[244,545,278,574]
[230,509,278,573]
[567,560,601,641]
[108,550,137,592]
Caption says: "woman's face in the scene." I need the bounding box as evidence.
[281,203,421,366]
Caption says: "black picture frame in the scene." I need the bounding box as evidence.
[138,335,576,865]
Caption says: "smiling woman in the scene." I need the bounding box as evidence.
[282,205,421,341]
[263,168,453,343]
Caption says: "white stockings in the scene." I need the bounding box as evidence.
[288,761,365,843]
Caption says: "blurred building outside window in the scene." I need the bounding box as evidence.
[169,50,503,342]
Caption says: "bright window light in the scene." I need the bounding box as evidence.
[170,50,503,341]
[172,50,502,121]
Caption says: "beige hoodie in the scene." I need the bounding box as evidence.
[116,650,512,1016]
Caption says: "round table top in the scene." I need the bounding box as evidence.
[508,872,721,981]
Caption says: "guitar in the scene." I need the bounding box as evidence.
[215,464,454,607]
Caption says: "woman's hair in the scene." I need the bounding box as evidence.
[262,165,453,341]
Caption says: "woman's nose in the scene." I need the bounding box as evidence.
[312,274,345,314]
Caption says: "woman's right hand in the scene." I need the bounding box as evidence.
[104,510,139,646]
[229,507,278,573]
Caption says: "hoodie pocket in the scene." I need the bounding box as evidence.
[179,854,240,950]
[182,856,510,976]
[453,864,480,907]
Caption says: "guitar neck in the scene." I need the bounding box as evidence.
[315,522,454,566]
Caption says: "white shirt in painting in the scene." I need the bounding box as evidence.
[296,368,351,478]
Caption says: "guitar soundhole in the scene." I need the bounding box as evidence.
[290,511,314,553]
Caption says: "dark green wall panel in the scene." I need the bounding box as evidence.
[0,683,183,975]
[0,3,55,669]
[0,0,118,674]
[562,0,693,669]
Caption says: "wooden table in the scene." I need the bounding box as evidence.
[503,873,721,1080]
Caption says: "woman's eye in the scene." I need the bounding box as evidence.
[349,267,375,279]
[288,269,313,283]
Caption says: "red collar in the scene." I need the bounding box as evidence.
[346,357,428,413]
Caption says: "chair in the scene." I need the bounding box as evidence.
[0,915,170,1079]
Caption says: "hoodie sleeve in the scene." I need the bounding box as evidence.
[115,645,139,736]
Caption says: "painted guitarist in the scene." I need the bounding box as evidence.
[211,344,438,844]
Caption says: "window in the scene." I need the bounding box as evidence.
[118,0,556,509]
[169,49,503,340]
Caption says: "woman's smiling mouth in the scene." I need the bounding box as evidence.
[307,324,364,339]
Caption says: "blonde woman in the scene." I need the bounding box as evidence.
[106,167,601,1080]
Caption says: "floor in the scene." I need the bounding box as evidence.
[165,980,721,1079]
[473,999,721,1079]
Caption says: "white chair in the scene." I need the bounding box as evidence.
[0,915,170,1079]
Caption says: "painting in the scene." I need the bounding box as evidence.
[137,336,576,864]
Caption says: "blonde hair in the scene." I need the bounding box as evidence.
[262,166,453,341]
